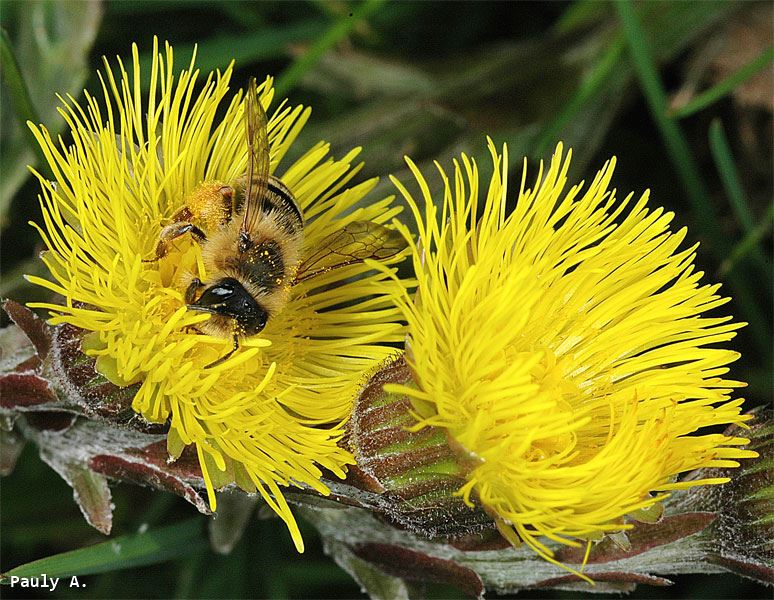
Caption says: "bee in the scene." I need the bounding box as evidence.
[151,78,406,367]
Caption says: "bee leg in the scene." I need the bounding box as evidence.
[185,277,205,304]
[183,279,207,335]
[204,333,240,369]
[144,222,207,262]
[218,185,235,224]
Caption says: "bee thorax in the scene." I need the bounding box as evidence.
[232,239,286,291]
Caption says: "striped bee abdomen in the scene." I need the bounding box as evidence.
[266,177,303,235]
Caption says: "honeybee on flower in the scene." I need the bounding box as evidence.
[25,38,409,551]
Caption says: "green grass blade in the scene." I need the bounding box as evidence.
[709,119,756,233]
[535,35,625,157]
[307,0,350,19]
[554,0,607,35]
[670,46,774,119]
[108,0,218,14]
[134,21,328,89]
[1,519,207,582]
[721,203,774,277]
[709,119,770,279]
[0,28,47,170]
[174,553,206,599]
[614,0,769,355]
[614,0,721,245]
[274,0,387,98]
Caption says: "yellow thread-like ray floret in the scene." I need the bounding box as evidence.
[385,139,756,568]
[26,39,407,551]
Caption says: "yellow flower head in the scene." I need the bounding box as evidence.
[26,39,407,550]
[386,140,757,567]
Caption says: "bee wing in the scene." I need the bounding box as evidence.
[240,77,271,239]
[294,220,407,283]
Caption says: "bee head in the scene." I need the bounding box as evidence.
[188,277,268,336]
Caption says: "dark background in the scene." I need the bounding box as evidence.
[1,1,771,598]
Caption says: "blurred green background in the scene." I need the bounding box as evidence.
[1,0,771,598]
